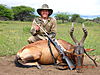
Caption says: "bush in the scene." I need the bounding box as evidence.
[84,21,99,26]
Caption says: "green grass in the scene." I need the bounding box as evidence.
[0,21,31,56]
[0,21,100,56]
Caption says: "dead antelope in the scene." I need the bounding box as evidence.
[15,23,97,70]
[15,39,75,69]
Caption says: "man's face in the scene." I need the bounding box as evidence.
[40,10,49,18]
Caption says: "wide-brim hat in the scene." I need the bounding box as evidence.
[37,4,53,16]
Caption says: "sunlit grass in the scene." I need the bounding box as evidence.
[0,21,100,56]
[57,22,100,55]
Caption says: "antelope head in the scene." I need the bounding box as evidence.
[70,23,88,69]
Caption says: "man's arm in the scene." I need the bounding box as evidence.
[49,18,57,38]
[30,19,40,36]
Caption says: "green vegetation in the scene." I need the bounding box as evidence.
[0,21,31,56]
[55,13,70,23]
[0,4,35,21]
[0,21,100,56]
[93,17,100,23]
[0,4,13,20]
[12,6,35,21]
[70,14,80,22]
[0,4,100,24]
[55,13,86,23]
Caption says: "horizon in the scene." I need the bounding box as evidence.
[0,0,100,19]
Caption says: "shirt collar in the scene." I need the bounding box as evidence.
[38,17,51,22]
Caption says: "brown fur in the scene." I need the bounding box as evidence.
[17,39,74,64]
[16,39,95,68]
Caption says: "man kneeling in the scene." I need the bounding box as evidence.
[28,4,57,44]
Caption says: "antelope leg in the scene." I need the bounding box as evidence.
[23,62,42,69]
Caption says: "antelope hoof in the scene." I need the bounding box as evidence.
[37,65,42,69]
[75,68,83,73]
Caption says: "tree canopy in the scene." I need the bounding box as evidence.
[0,4,99,23]
[55,13,70,23]
[0,4,13,20]
[12,6,35,21]
[93,17,100,23]
[70,14,80,22]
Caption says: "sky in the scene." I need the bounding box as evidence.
[0,0,100,16]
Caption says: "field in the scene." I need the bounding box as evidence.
[0,21,100,56]
[0,21,100,75]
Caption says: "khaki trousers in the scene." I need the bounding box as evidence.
[27,35,47,43]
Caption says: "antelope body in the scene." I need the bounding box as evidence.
[15,39,74,67]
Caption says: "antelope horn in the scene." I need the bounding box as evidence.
[70,23,79,44]
[80,23,88,45]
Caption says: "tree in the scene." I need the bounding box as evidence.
[75,17,85,23]
[93,17,100,23]
[12,6,35,21]
[70,14,80,22]
[0,4,13,20]
[55,13,70,23]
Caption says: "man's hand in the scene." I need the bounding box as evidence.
[35,25,40,31]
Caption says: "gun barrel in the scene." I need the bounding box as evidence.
[49,38,75,70]
[35,19,75,70]
[64,56,75,70]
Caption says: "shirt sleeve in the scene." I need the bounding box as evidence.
[30,19,39,36]
[50,18,57,33]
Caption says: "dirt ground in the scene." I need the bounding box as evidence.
[0,55,100,75]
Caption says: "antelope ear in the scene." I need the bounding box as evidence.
[85,49,96,52]
[66,49,74,53]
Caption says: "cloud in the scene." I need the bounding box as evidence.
[46,0,100,15]
[0,0,100,15]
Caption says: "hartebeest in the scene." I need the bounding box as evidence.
[15,39,75,69]
[15,23,97,70]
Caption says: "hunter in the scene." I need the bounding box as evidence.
[27,4,57,44]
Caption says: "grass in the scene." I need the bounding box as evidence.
[0,21,100,56]
[0,21,31,56]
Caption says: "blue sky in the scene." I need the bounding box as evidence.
[0,0,100,16]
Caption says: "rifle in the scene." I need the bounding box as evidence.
[34,19,75,70]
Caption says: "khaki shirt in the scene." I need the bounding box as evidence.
[30,17,57,39]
